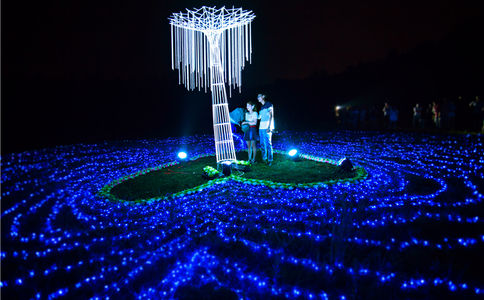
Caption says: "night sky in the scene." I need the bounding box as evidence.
[2,0,484,152]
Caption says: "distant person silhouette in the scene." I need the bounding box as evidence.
[469,96,483,131]
[413,103,423,129]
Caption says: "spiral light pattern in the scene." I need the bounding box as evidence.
[1,131,483,299]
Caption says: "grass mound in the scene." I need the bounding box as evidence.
[110,151,358,202]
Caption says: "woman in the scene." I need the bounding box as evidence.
[242,101,258,163]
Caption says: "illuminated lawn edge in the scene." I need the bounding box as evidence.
[98,150,368,204]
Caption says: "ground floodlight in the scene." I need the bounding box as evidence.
[169,7,255,164]
[338,157,354,172]
[221,161,232,176]
[177,151,188,160]
[287,148,300,161]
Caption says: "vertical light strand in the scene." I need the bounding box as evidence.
[176,26,180,84]
[183,27,186,88]
[241,24,245,69]
[238,24,242,92]
[189,27,193,90]
[200,32,203,90]
[233,26,236,92]
[234,27,239,89]
[181,26,184,87]
[186,27,189,89]
[190,22,194,72]
[234,25,237,91]
[181,27,184,87]
[195,30,199,90]
[222,30,226,83]
[178,25,182,82]
[241,24,244,89]
[176,25,180,69]
[173,19,176,69]
[233,27,236,93]
[192,28,195,90]
[238,25,241,90]
[198,32,204,87]
[245,23,248,62]
[202,33,206,91]
[186,27,189,90]
[191,29,193,90]
[187,26,191,90]
[207,33,210,92]
[249,22,252,64]
[199,32,202,90]
[191,25,195,90]
[177,26,180,84]
[170,24,175,70]
[204,33,207,91]
[203,33,207,92]
[232,26,235,92]
[244,23,247,66]
[199,31,202,89]
[229,28,233,98]
[206,35,210,92]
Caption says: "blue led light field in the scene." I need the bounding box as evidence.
[1,131,483,299]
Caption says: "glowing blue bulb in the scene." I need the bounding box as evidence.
[288,149,298,157]
[177,152,187,159]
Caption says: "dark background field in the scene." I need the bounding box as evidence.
[3,0,484,153]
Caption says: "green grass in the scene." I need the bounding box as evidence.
[110,151,355,201]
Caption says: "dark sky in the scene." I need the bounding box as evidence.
[260,0,482,77]
[4,0,482,83]
[2,0,484,152]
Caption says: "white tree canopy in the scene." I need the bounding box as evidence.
[169,6,255,96]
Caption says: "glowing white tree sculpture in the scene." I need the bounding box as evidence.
[169,6,255,164]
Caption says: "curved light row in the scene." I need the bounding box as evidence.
[1,131,483,299]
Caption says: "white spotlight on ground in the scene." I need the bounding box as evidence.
[288,148,300,161]
[288,149,298,157]
[177,151,187,160]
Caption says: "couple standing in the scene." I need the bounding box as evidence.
[242,94,274,166]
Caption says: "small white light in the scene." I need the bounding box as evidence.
[288,149,298,157]
[178,152,187,159]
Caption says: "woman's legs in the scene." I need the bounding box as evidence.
[246,141,252,162]
[250,141,257,162]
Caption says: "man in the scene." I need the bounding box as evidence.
[382,102,391,129]
[257,94,274,166]
[412,103,423,129]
